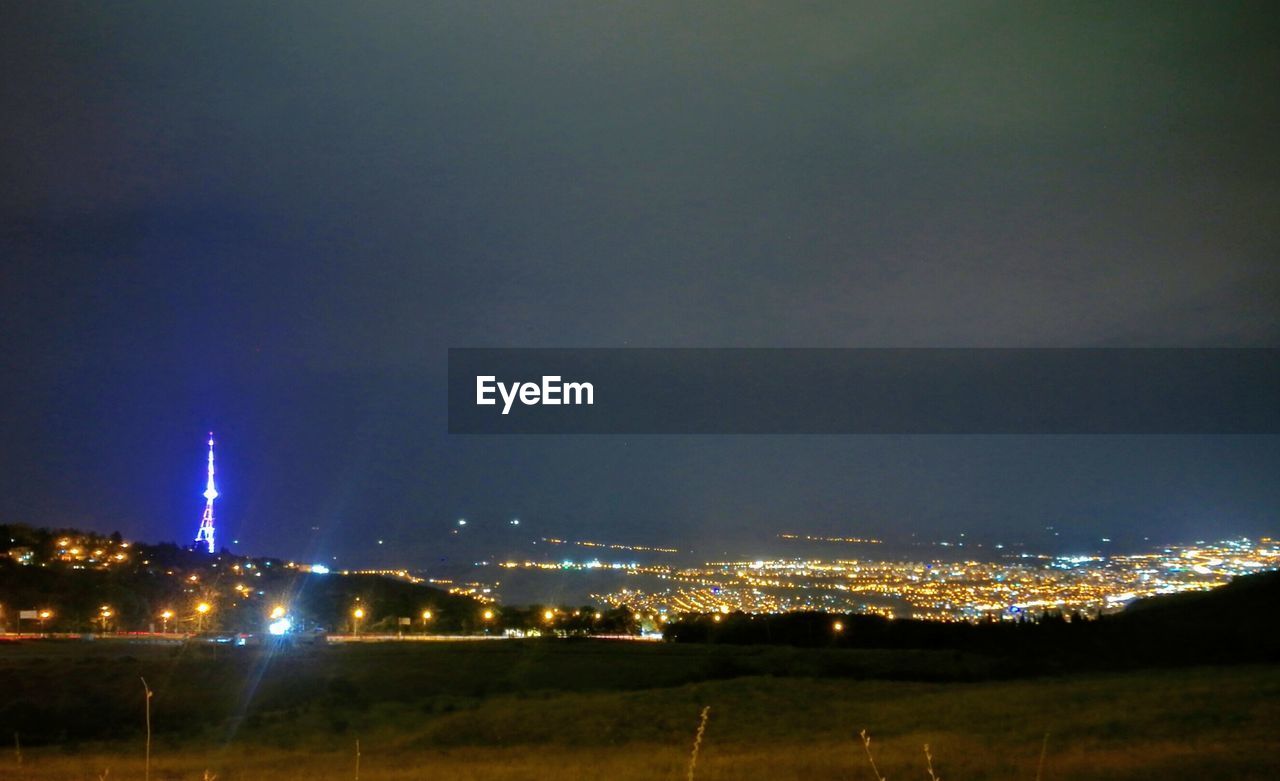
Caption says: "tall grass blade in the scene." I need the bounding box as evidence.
[687,706,711,781]
[141,677,153,781]
[858,729,886,781]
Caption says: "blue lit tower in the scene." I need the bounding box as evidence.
[194,433,218,553]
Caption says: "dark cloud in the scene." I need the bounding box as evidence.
[1,2,1276,560]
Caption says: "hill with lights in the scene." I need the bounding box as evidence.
[662,569,1280,668]
[0,524,485,635]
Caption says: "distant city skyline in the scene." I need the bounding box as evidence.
[12,521,1273,620]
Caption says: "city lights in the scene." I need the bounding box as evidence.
[591,538,1280,622]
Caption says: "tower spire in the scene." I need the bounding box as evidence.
[194,432,217,553]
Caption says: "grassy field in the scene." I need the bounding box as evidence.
[3,639,1278,780]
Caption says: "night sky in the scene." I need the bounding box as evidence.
[2,3,1277,564]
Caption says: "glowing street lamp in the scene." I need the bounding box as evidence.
[543,609,555,623]
[833,621,844,633]
[98,606,113,633]
[37,609,53,632]
[195,602,211,632]
[160,609,174,633]
[421,609,433,628]
[270,605,287,620]
[353,606,365,635]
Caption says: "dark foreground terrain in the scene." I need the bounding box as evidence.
[2,637,1278,780]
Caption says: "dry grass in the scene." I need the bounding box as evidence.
[686,706,710,781]
[7,661,1279,780]
[13,735,1280,781]
[858,729,886,781]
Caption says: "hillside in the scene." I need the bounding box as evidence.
[0,523,481,634]
[663,570,1280,668]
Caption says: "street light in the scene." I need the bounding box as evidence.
[160,609,174,633]
[353,606,365,635]
[833,620,844,633]
[98,606,113,633]
[543,609,555,623]
[38,609,53,632]
[270,605,287,620]
[195,602,211,633]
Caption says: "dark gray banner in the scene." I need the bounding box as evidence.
[447,348,1280,434]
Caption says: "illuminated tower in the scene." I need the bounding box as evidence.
[193,433,218,554]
